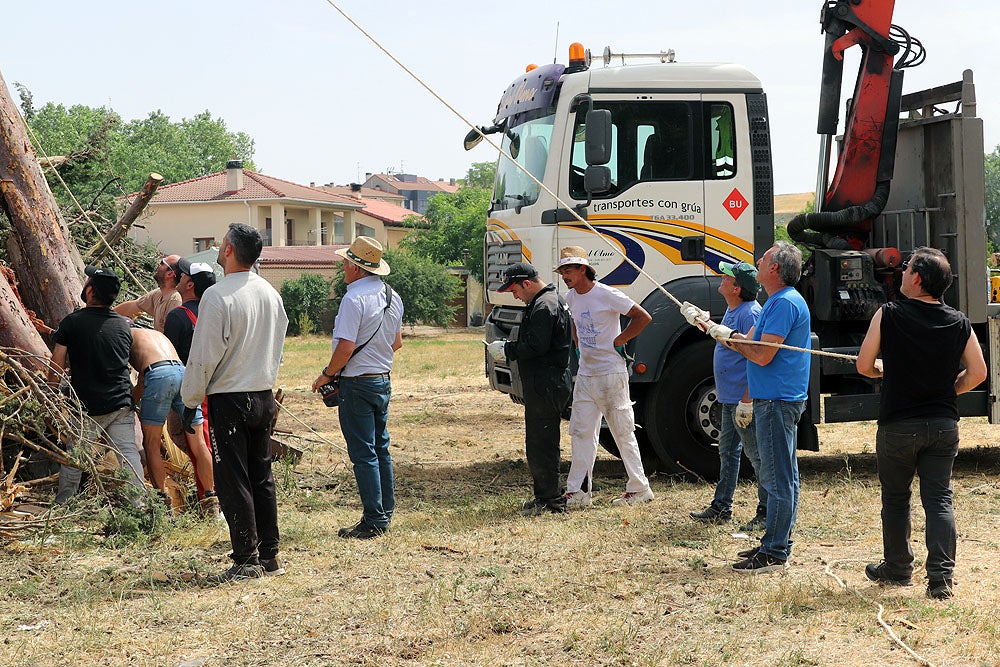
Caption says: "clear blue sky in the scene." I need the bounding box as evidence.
[4,0,997,195]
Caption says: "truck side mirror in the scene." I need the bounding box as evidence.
[584,109,612,165]
[584,165,612,194]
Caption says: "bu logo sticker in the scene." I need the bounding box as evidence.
[724,188,749,221]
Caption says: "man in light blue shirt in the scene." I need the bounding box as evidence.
[313,237,403,539]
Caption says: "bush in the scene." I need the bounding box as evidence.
[331,249,462,328]
[280,273,332,336]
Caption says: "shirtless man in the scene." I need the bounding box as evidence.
[130,328,214,500]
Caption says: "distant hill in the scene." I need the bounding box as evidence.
[774,192,814,226]
[774,192,814,214]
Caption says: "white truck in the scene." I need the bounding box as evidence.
[467,0,990,479]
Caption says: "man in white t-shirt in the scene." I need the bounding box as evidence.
[556,246,655,508]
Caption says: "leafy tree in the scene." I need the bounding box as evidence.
[400,185,489,283]
[986,145,999,252]
[464,161,497,189]
[331,249,462,328]
[280,273,332,336]
[17,89,255,226]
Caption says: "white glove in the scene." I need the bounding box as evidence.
[735,401,754,429]
[487,340,508,363]
[680,302,709,329]
[707,323,734,341]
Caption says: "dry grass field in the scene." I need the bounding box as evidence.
[4,329,1000,666]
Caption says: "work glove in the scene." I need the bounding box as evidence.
[680,302,710,330]
[181,406,198,434]
[487,340,508,364]
[735,401,754,429]
[707,323,734,341]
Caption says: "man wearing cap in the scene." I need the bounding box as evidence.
[312,236,403,539]
[555,246,654,508]
[164,259,217,365]
[182,223,288,582]
[115,254,182,332]
[686,261,766,528]
[49,266,145,504]
[164,258,218,511]
[487,262,573,516]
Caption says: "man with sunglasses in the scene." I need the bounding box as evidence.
[115,255,182,332]
[857,247,987,600]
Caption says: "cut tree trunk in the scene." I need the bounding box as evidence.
[87,172,163,262]
[0,269,50,374]
[0,68,84,330]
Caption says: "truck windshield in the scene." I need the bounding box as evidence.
[494,114,555,209]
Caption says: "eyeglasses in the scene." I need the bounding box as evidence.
[901,261,910,271]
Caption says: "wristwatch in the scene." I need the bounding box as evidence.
[321,368,336,379]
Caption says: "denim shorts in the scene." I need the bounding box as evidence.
[139,363,202,426]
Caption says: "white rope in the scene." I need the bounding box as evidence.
[823,561,938,667]
[322,0,855,363]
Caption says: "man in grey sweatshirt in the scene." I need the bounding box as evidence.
[181,223,288,584]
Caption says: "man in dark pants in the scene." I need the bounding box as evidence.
[857,247,986,600]
[181,223,288,583]
[488,262,573,516]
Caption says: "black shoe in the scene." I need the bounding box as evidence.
[864,562,912,587]
[926,579,954,600]
[690,505,732,524]
[738,514,767,532]
[338,522,387,540]
[521,499,566,517]
[737,546,759,559]
[205,562,264,584]
[260,556,286,577]
[732,551,787,574]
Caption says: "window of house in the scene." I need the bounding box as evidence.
[285,218,294,245]
[193,237,214,252]
[264,217,273,246]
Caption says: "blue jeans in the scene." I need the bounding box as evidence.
[139,364,202,425]
[339,375,395,530]
[753,399,805,561]
[876,418,959,581]
[711,403,765,514]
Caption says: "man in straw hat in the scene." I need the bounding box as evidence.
[182,223,288,582]
[686,261,766,530]
[313,236,403,539]
[555,246,655,508]
[487,261,573,516]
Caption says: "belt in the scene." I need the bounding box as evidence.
[355,372,390,379]
[144,359,183,375]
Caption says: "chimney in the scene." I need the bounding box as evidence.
[309,181,315,187]
[350,183,362,192]
[450,178,456,186]
[226,159,244,192]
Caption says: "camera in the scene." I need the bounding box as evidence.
[319,381,340,407]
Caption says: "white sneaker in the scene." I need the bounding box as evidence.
[611,488,655,507]
[565,490,593,509]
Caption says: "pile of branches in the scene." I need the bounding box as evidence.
[0,347,142,536]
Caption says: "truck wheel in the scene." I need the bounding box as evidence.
[597,427,672,475]
[643,340,722,480]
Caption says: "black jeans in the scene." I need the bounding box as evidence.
[522,367,571,505]
[876,418,959,581]
[209,391,280,565]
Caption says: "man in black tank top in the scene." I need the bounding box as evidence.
[856,247,987,600]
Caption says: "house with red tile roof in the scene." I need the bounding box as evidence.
[362,172,460,215]
[130,161,368,255]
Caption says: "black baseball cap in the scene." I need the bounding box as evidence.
[176,257,217,294]
[84,265,121,290]
[498,262,538,292]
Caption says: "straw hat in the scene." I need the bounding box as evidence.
[556,245,591,269]
[335,236,390,276]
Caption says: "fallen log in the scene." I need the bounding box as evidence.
[87,172,163,262]
[0,268,50,373]
[0,68,84,329]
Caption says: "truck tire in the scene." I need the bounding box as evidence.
[643,340,722,480]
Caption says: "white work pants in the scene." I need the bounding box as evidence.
[567,372,650,494]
